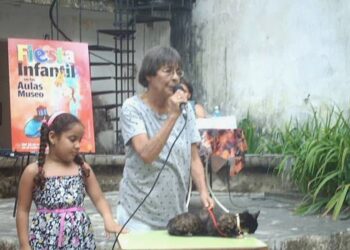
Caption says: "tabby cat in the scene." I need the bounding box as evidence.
[167,209,260,237]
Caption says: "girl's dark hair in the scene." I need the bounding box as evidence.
[138,46,182,87]
[180,78,193,100]
[34,113,90,189]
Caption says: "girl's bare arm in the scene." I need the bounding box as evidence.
[84,164,126,234]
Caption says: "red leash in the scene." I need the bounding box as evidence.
[207,208,228,237]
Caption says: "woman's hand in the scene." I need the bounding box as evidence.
[168,89,187,117]
[200,192,215,210]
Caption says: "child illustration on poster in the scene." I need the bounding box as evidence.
[7,38,95,153]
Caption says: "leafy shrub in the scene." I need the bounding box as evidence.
[239,106,350,219]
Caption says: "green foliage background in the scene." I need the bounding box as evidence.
[238,107,350,219]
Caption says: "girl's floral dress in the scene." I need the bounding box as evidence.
[29,168,96,249]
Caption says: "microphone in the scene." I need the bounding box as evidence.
[172,84,187,117]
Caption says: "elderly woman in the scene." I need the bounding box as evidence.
[117,46,214,231]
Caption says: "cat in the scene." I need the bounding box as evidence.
[167,209,260,237]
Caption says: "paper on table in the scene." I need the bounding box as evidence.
[196,115,237,130]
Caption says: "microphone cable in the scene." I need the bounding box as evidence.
[112,113,188,249]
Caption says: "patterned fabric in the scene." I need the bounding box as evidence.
[29,168,95,249]
[200,128,248,176]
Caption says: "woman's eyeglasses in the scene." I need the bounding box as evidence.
[160,67,184,78]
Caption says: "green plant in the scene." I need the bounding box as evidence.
[276,107,350,219]
[238,106,350,219]
[256,119,305,154]
[238,111,261,153]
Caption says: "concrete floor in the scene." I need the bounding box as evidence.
[1,191,350,250]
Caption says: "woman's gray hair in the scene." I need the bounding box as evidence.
[138,46,182,87]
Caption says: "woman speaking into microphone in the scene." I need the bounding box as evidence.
[117,46,214,231]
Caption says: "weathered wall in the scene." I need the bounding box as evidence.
[190,0,350,126]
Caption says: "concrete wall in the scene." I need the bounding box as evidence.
[190,0,350,127]
[0,1,170,153]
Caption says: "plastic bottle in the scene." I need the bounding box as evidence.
[213,105,222,117]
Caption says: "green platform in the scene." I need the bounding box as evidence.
[118,230,268,250]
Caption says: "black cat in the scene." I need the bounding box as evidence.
[167,209,260,237]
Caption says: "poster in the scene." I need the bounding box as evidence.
[7,38,95,153]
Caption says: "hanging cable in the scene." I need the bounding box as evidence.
[112,116,188,249]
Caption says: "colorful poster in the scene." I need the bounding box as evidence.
[8,38,95,153]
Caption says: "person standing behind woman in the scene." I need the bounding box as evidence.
[180,78,207,118]
[16,112,125,250]
[117,46,214,231]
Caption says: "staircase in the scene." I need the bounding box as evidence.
[89,0,137,154]
[89,0,195,154]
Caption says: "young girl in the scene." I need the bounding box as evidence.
[16,112,125,249]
